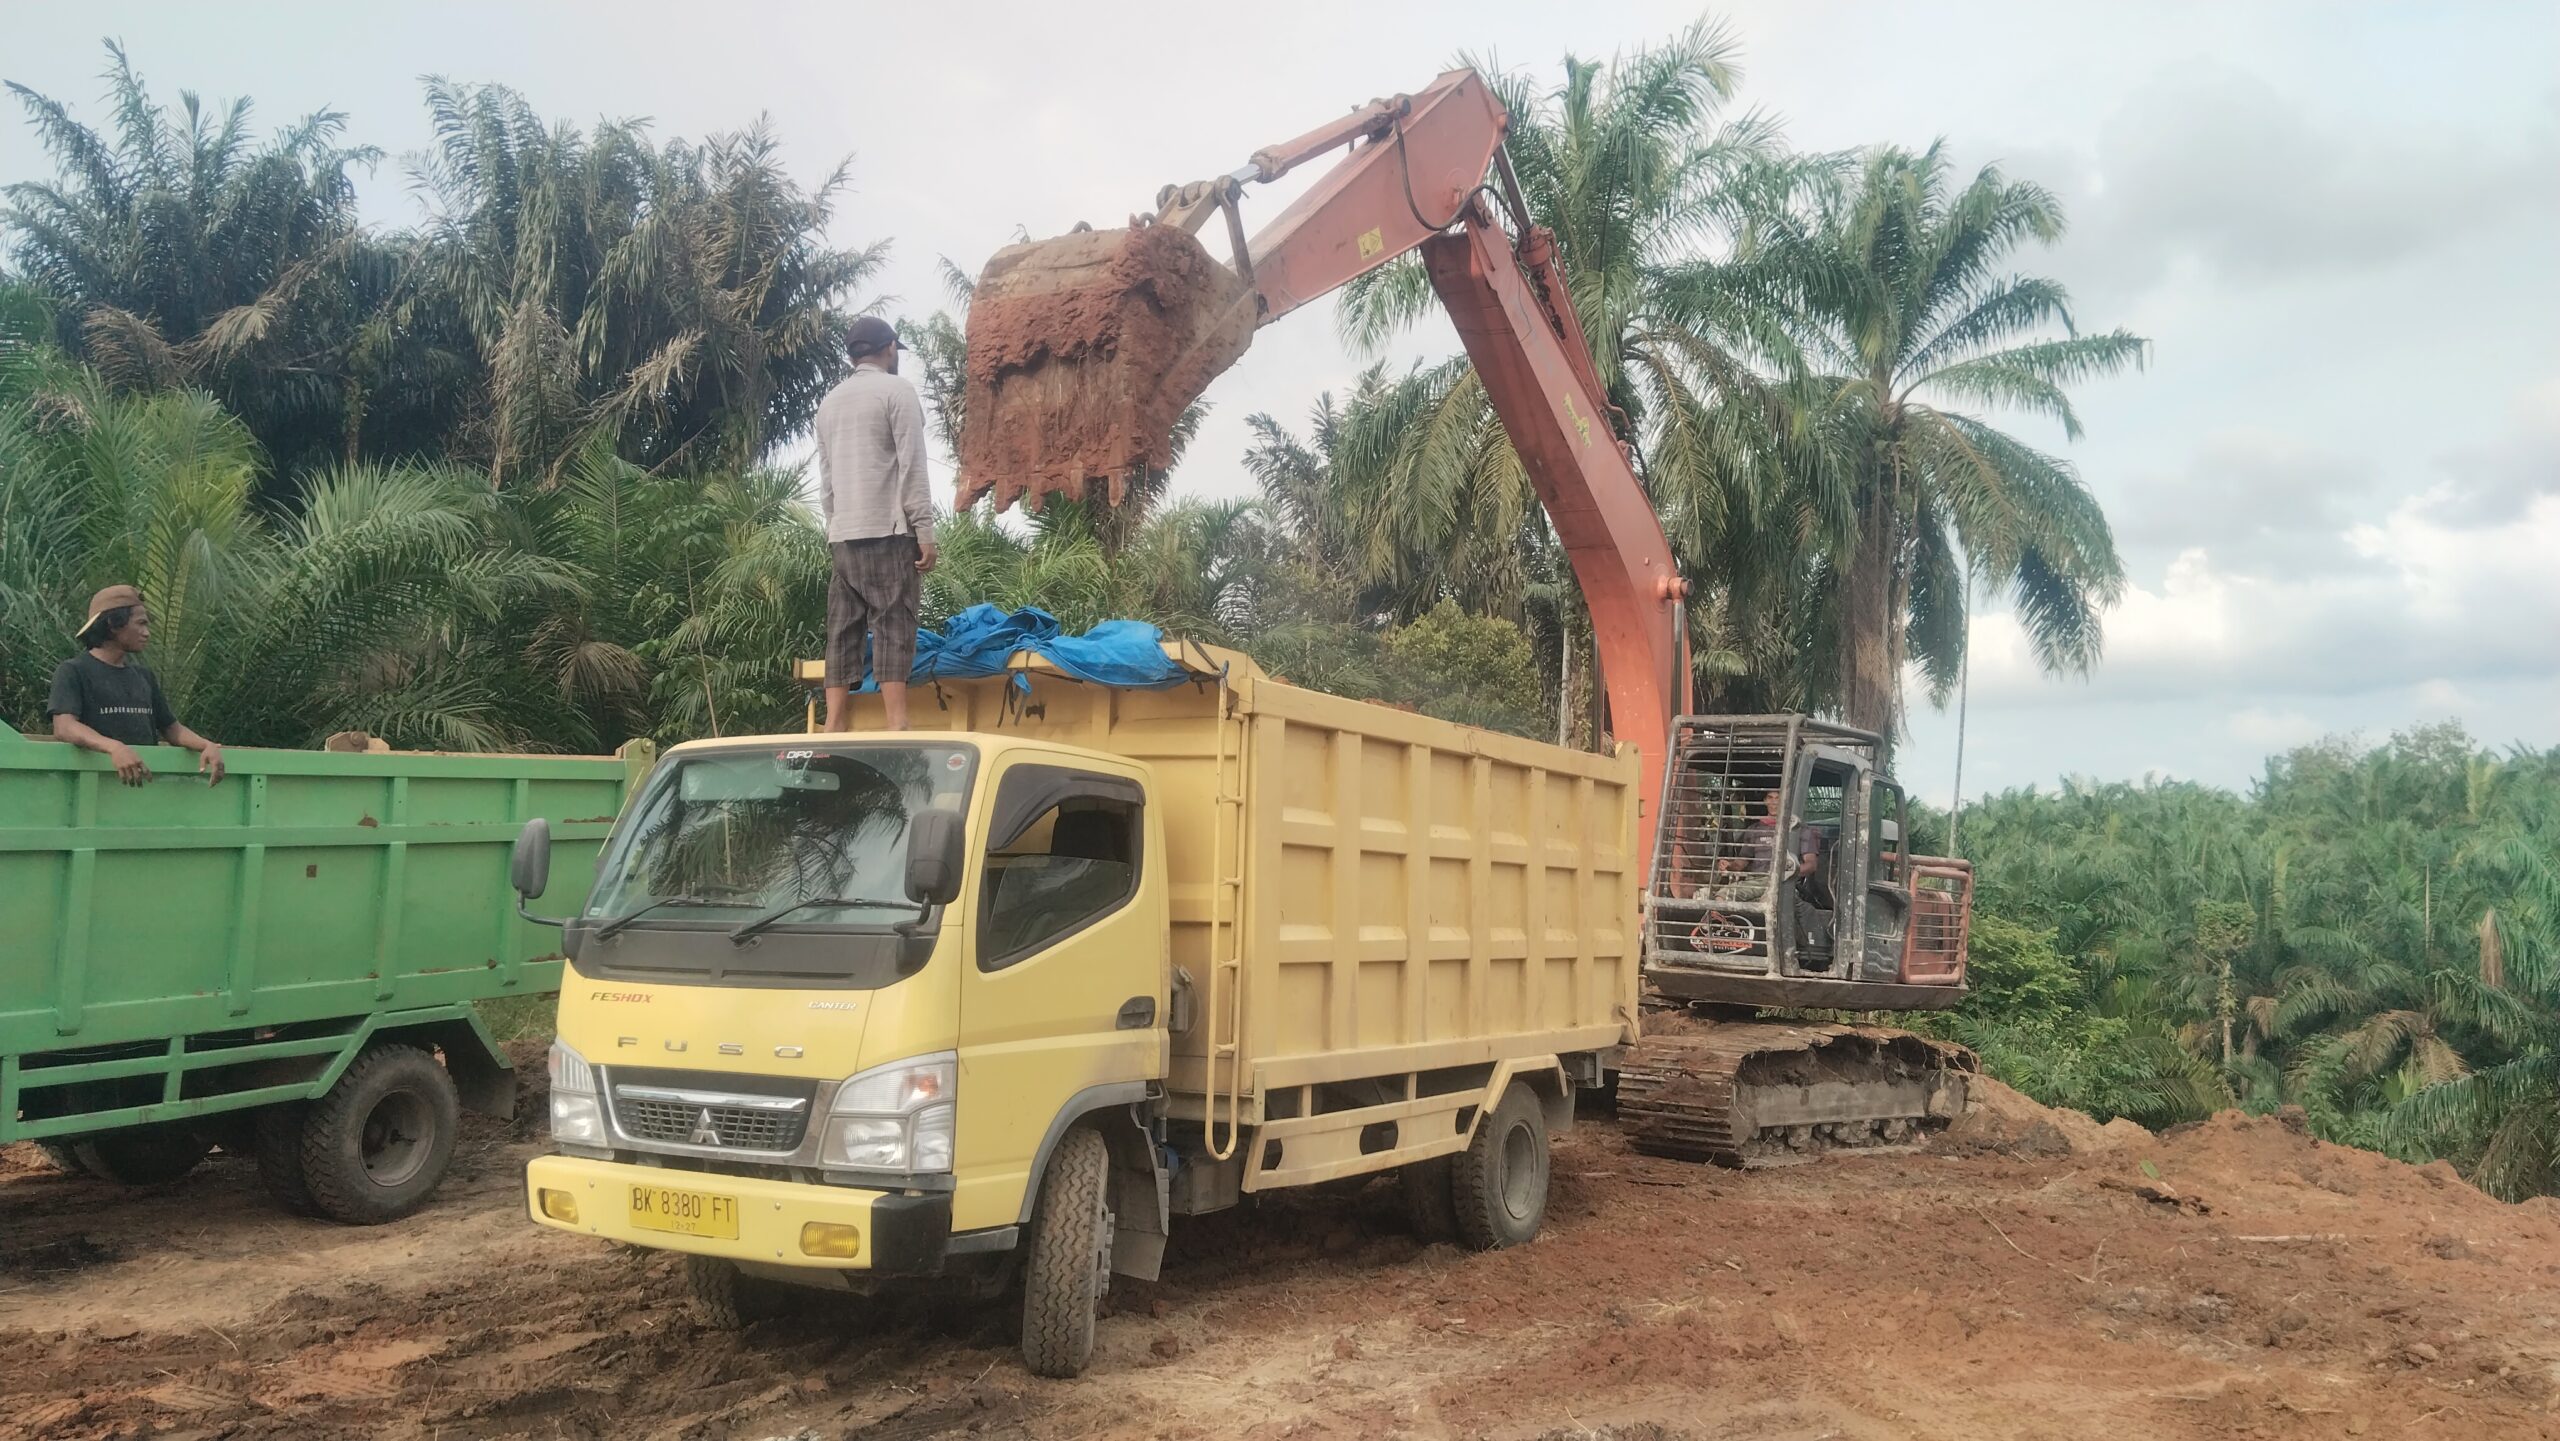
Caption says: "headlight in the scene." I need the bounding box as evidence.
[819,1052,957,1173]
[548,1041,605,1146]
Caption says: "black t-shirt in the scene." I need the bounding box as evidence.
[47,654,176,747]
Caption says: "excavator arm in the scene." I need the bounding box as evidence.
[958,68,1981,1167]
[957,68,1689,853]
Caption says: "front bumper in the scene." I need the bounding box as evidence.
[525,1153,953,1273]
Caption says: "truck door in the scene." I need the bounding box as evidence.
[952,761,1165,1234]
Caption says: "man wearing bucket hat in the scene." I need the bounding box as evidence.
[47,585,225,786]
[815,314,938,733]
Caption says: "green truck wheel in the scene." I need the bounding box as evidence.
[71,1127,210,1186]
[298,1044,460,1225]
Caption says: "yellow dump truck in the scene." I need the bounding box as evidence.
[515,645,1638,1374]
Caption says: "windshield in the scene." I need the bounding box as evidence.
[588,744,977,928]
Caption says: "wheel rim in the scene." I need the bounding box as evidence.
[1500,1120,1540,1221]
[359,1088,433,1188]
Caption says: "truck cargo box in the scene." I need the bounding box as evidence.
[1,721,653,1143]
[832,644,1641,1124]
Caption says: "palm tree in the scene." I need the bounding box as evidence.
[3,42,406,497]
[404,79,886,485]
[1737,143,2147,741]
[2387,902,2560,1200]
[1320,22,1863,732]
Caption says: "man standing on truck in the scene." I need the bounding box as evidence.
[47,584,225,786]
[817,315,938,733]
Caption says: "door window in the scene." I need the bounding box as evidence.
[1870,780,1908,885]
[979,766,1143,971]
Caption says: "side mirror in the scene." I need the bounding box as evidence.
[512,818,565,928]
[511,817,554,898]
[904,809,966,907]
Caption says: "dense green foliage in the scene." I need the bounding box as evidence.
[5,45,879,502]
[1942,726,2560,1199]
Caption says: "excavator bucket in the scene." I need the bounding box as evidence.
[954,223,1259,513]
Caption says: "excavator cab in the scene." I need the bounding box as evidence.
[1620,715,1977,1169]
[1641,715,1972,1011]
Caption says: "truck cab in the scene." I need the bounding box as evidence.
[521,732,1172,1346]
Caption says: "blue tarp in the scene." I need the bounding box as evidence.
[856,605,1194,693]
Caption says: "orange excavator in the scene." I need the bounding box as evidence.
[956,69,1975,1167]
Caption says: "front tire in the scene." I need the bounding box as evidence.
[72,1127,209,1186]
[683,1256,793,1329]
[1020,1128,1113,1378]
[1451,1084,1550,1251]
[299,1044,459,1225]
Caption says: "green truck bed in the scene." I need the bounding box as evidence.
[2,721,651,1155]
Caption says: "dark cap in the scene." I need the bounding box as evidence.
[78,584,144,638]
[847,315,903,360]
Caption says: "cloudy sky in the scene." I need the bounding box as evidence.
[8,2,2555,804]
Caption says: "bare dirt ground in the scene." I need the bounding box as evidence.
[7,1065,2560,1441]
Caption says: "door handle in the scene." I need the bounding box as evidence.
[1115,995,1157,1029]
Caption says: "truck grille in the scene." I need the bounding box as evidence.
[610,1085,809,1153]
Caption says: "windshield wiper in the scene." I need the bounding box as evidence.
[729,896,921,945]
[595,896,727,940]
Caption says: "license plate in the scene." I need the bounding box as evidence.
[628,1183,739,1239]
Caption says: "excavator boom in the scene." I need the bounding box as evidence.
[953,64,1976,1171]
[956,68,1687,832]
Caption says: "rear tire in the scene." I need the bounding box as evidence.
[1400,1156,1458,1243]
[252,1103,317,1215]
[683,1256,792,1329]
[1020,1128,1112,1378]
[72,1127,209,1186]
[300,1044,459,1225]
[1450,1084,1549,1251]
[35,1141,90,1176]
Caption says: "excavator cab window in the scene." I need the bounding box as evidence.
[1870,779,1908,886]
[1789,760,1854,969]
[1863,778,1913,980]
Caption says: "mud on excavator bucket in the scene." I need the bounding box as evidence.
[954,223,1260,514]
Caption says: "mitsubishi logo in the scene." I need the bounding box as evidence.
[687,1109,723,1146]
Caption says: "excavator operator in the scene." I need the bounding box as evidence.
[1706,786,1834,963]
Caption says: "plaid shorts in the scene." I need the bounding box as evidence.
[826,535,921,686]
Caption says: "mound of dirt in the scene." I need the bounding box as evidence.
[1945,1075,2157,1158]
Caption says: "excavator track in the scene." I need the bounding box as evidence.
[1617,1020,1976,1167]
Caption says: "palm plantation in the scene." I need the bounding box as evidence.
[8,25,2552,1200]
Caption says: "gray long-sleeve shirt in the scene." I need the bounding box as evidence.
[814,364,936,544]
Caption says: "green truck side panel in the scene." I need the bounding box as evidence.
[0,731,651,1140]
[1,1003,513,1140]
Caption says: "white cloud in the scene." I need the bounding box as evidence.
[2228,706,2322,748]
[2068,64,2560,292]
